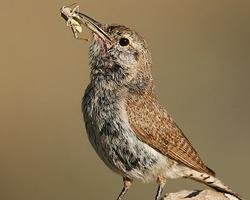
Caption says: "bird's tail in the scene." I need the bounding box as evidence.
[188,170,243,200]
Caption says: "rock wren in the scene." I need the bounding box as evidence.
[61,7,242,200]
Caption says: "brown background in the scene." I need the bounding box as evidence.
[1,0,249,199]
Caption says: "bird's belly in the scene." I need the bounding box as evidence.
[82,87,184,181]
[84,110,179,181]
[86,124,165,180]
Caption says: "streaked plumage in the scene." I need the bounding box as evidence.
[60,7,242,200]
[127,90,215,176]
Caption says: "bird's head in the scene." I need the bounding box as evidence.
[80,13,153,91]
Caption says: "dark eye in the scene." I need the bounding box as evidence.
[119,38,129,46]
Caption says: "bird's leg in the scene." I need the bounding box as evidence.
[155,176,166,200]
[116,177,133,200]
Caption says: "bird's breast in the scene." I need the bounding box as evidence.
[82,85,172,181]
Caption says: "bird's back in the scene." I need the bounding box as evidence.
[126,90,215,176]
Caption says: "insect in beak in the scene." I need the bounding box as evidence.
[60,5,87,41]
[60,5,111,42]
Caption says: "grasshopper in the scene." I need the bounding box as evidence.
[60,5,88,40]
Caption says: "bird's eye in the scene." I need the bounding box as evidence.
[119,38,129,46]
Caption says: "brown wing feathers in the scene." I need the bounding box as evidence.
[127,92,215,176]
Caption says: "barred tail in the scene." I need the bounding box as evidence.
[188,170,243,200]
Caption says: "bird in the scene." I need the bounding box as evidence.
[61,7,242,200]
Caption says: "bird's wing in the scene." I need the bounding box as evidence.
[126,92,215,176]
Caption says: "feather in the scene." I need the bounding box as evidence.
[126,91,215,176]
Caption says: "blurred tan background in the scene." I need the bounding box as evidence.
[0,0,249,199]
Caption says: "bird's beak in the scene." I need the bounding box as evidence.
[78,12,112,42]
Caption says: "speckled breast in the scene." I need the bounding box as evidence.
[82,84,165,180]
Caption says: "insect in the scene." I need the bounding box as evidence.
[60,5,88,40]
